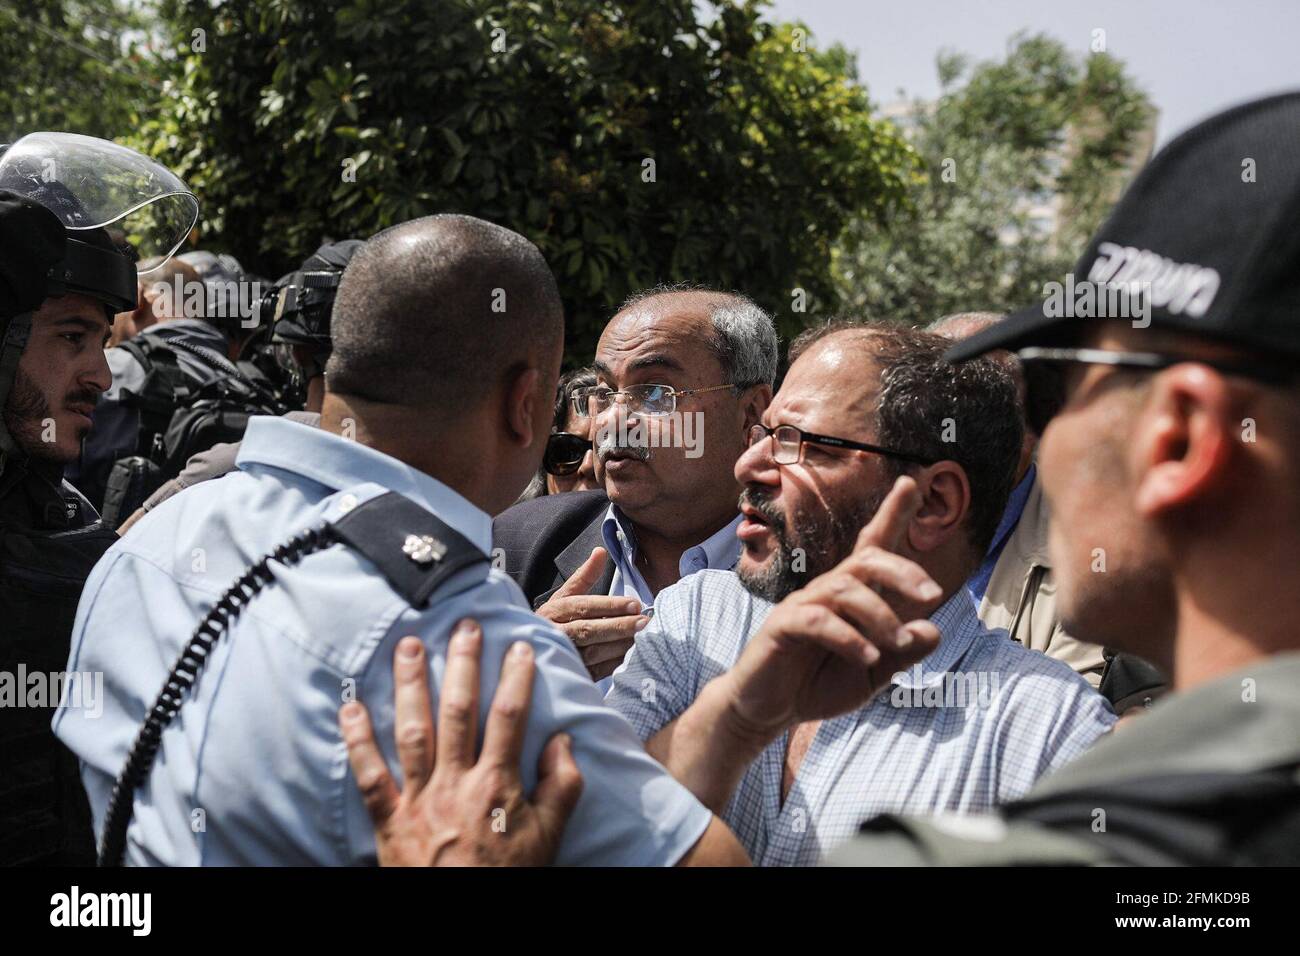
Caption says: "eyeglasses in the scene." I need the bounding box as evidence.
[747,423,937,467]
[1014,346,1297,434]
[543,432,591,477]
[571,383,734,419]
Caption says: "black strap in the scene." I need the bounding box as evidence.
[116,340,191,455]
[299,270,342,290]
[1100,649,1169,712]
[163,336,246,383]
[98,491,489,865]
[119,337,155,376]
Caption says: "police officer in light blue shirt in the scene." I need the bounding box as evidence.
[54,215,746,866]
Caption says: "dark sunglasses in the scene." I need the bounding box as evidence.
[543,432,591,477]
[1015,346,1297,435]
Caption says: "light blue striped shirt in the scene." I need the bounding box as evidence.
[54,416,712,866]
[605,569,1116,866]
[597,507,742,694]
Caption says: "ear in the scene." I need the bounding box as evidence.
[740,383,773,436]
[904,461,970,554]
[505,366,543,448]
[1132,365,1235,517]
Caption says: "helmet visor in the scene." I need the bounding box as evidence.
[0,132,199,274]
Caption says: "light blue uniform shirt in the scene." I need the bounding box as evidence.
[54,416,712,866]
[606,570,1116,866]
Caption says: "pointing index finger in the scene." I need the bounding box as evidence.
[552,547,610,600]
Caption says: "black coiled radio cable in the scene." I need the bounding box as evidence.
[97,522,337,866]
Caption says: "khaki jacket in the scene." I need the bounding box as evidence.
[977,477,1106,686]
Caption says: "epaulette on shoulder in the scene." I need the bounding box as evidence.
[332,491,489,608]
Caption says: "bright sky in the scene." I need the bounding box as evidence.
[767,0,1300,145]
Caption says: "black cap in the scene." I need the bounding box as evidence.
[947,91,1300,364]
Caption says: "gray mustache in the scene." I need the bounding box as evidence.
[596,431,651,464]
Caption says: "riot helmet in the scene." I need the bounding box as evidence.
[258,239,363,384]
[0,133,198,469]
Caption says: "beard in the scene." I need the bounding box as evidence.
[736,483,886,602]
[3,368,52,456]
[2,368,92,464]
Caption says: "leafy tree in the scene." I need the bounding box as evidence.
[0,0,162,143]
[133,0,916,362]
[837,32,1154,327]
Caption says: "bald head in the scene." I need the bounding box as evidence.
[327,214,563,411]
[929,310,1041,468]
[140,256,202,319]
[928,311,1005,340]
[588,284,775,541]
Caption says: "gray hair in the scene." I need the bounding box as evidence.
[708,297,779,389]
[620,283,778,389]
[926,310,1049,437]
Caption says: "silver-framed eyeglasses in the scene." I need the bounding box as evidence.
[572,383,734,418]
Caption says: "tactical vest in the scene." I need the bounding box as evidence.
[0,463,119,865]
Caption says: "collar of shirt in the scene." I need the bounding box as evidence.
[889,588,990,690]
[966,464,1037,604]
[234,415,492,554]
[600,504,743,606]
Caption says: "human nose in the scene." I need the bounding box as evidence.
[597,391,643,434]
[85,344,113,394]
[735,428,779,486]
[591,399,619,443]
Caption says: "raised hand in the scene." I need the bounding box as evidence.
[339,621,584,866]
[536,547,648,679]
[722,476,945,739]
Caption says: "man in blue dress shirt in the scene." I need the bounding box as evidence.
[53,214,748,865]
[492,286,777,681]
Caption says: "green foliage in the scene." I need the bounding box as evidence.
[132,0,916,362]
[12,7,1140,358]
[837,32,1155,328]
[0,0,160,142]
